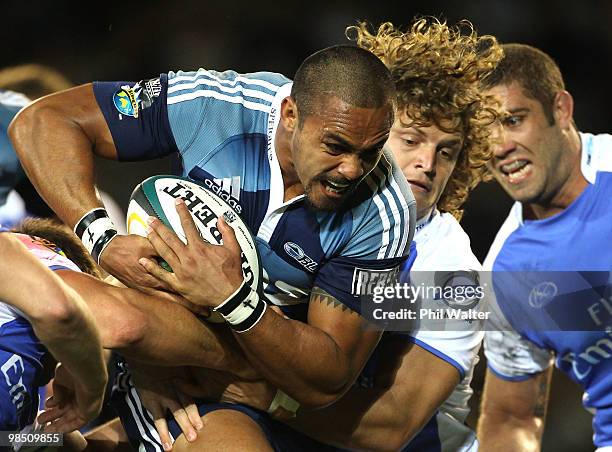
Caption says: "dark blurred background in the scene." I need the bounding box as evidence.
[4,0,610,450]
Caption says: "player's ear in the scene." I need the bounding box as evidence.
[553,90,573,129]
[280,96,299,132]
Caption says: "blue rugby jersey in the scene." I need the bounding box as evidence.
[0,232,80,431]
[93,69,415,314]
[0,90,29,207]
[484,133,612,447]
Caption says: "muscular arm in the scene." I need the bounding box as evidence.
[8,86,160,289]
[234,288,382,409]
[55,270,255,379]
[8,84,117,227]
[284,340,459,451]
[477,367,552,452]
[0,234,107,398]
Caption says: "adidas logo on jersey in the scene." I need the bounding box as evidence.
[203,176,243,214]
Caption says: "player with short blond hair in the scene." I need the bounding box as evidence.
[478,43,612,452]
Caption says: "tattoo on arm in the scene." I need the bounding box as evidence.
[310,288,353,313]
[533,375,550,418]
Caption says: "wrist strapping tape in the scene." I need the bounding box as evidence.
[267,389,300,417]
[214,280,267,333]
[74,208,118,264]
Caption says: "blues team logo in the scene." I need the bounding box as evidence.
[113,78,161,118]
[113,86,139,117]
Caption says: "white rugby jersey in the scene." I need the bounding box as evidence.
[366,210,481,452]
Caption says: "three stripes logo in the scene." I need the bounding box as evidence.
[203,176,243,214]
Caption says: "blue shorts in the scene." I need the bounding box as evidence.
[111,362,343,452]
[0,319,48,430]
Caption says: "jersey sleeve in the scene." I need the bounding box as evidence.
[313,151,417,313]
[395,214,487,378]
[93,75,179,161]
[404,267,484,379]
[94,69,291,167]
[484,303,553,380]
[165,69,290,172]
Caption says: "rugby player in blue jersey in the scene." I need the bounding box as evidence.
[477,44,612,451]
[10,46,415,451]
[1,218,266,449]
[0,228,107,438]
[141,20,503,452]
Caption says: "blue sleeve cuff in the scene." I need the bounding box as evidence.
[487,363,542,382]
[93,75,178,161]
[49,265,74,272]
[408,336,465,380]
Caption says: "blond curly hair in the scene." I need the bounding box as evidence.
[348,19,502,220]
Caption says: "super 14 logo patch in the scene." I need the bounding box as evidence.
[113,78,162,118]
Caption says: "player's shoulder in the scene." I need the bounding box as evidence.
[343,149,415,259]
[415,211,481,271]
[482,202,522,270]
[166,68,291,105]
[350,149,415,224]
[580,131,612,181]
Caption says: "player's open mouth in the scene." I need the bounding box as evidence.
[322,179,351,196]
[500,159,532,184]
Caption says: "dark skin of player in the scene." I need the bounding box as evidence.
[10,84,405,450]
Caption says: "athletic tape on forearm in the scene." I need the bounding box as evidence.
[74,208,118,264]
[267,389,300,417]
[214,280,267,333]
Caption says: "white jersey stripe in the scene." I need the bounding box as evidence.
[231,176,241,198]
[221,176,231,194]
[124,387,163,452]
[169,70,281,93]
[373,167,402,258]
[365,176,391,259]
[168,78,275,103]
[379,156,411,257]
[167,89,271,113]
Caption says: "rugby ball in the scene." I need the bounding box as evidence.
[126,175,261,321]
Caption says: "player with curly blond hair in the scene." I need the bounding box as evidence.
[351,18,501,220]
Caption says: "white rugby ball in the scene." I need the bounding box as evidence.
[126,175,261,321]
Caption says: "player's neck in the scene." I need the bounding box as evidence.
[526,173,588,220]
[275,122,304,201]
[525,129,588,220]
